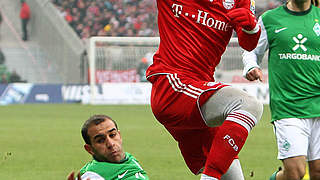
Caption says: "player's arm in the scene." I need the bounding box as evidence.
[227,2,261,51]
[242,16,268,81]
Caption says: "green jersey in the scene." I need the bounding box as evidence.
[243,5,320,121]
[80,152,149,180]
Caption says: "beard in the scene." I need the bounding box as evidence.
[292,0,309,5]
[92,147,125,163]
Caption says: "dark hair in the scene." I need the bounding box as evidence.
[81,114,118,145]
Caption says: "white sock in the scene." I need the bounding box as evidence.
[200,174,218,180]
[221,159,245,180]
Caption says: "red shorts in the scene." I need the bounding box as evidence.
[149,73,228,174]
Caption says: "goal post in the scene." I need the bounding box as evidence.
[86,36,267,104]
[87,37,160,104]
[88,36,160,86]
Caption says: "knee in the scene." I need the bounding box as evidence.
[226,94,263,132]
[283,166,306,180]
[201,87,264,128]
[284,171,305,180]
[241,96,263,124]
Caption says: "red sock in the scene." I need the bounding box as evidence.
[203,121,248,179]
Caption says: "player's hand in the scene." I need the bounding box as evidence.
[246,67,263,82]
[67,171,90,180]
[67,171,79,180]
[227,8,257,31]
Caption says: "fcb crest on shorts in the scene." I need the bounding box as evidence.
[223,0,235,9]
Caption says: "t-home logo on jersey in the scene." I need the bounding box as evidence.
[172,3,231,32]
[278,34,320,61]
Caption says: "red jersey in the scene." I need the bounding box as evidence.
[146,0,258,82]
[20,2,31,20]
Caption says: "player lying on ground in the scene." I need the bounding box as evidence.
[67,115,149,180]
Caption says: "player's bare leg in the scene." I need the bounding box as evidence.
[270,156,306,180]
[309,159,320,180]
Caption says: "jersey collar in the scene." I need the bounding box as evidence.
[283,4,312,16]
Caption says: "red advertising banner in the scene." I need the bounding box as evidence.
[88,69,140,83]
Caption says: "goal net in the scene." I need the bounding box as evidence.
[86,36,268,104]
[88,37,160,85]
[88,36,267,82]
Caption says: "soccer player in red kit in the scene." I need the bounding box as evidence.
[146,0,263,180]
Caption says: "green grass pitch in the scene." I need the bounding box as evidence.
[0,104,281,179]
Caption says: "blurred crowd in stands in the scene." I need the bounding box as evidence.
[255,0,285,17]
[52,0,282,40]
[52,0,158,40]
[51,0,282,83]
[0,0,282,84]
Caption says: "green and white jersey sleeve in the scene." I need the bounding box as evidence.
[242,15,269,76]
[80,152,149,180]
[243,5,320,121]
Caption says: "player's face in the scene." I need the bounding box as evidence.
[85,119,125,163]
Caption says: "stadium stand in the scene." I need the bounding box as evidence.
[51,0,280,40]
[52,0,159,39]
[0,48,25,83]
[0,0,280,84]
[0,0,84,83]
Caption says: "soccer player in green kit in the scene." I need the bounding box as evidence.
[68,115,149,180]
[242,0,320,179]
